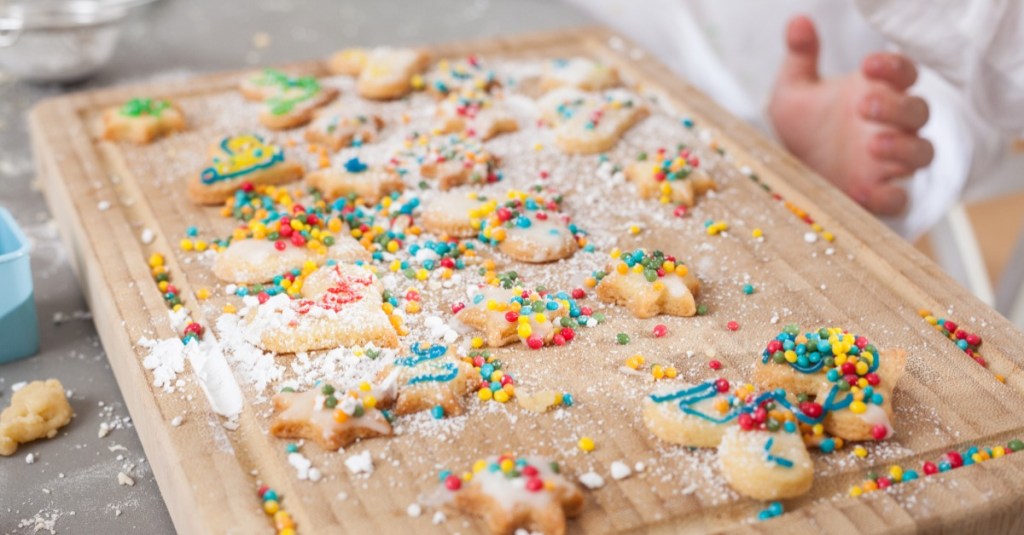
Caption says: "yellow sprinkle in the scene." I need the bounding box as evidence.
[179,239,194,251]
[494,389,510,403]
[578,436,595,452]
[471,337,483,349]
[849,486,863,497]
[196,288,211,300]
[194,240,208,252]
[222,303,237,314]
[628,224,641,235]
[854,446,868,458]
[651,364,664,380]
[478,388,493,401]
[752,228,763,238]
[364,395,377,409]
[359,381,371,392]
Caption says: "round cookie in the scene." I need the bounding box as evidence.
[420,190,487,239]
[718,427,814,501]
[476,189,582,264]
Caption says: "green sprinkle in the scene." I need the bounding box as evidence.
[616,333,630,345]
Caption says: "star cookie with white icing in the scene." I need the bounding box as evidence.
[595,249,700,318]
[270,383,392,451]
[305,157,404,203]
[375,343,481,417]
[625,146,716,207]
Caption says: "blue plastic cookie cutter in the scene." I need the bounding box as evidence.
[0,206,39,363]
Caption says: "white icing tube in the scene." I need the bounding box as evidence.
[185,338,245,419]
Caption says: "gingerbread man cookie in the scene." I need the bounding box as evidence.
[420,190,487,239]
[555,89,648,154]
[187,134,304,205]
[435,90,518,141]
[332,47,431,100]
[101,97,185,144]
[455,286,574,349]
[595,249,700,318]
[305,156,404,204]
[541,57,621,92]
[270,382,392,451]
[420,136,501,190]
[212,233,369,285]
[240,69,339,130]
[643,379,814,500]
[426,55,499,98]
[244,262,398,353]
[305,108,384,152]
[375,343,480,417]
[475,189,581,264]
[754,326,906,442]
[625,146,716,207]
[443,454,584,535]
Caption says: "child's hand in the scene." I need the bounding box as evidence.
[767,16,933,216]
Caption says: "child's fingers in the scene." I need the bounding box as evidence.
[859,90,929,132]
[869,131,935,170]
[862,52,918,91]
[864,181,909,216]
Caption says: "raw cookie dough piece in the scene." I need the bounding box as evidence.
[305,157,404,204]
[245,263,398,353]
[717,427,814,501]
[420,136,501,190]
[596,249,699,318]
[305,108,384,152]
[375,343,480,416]
[625,146,716,206]
[270,384,391,451]
[455,287,570,349]
[101,97,185,144]
[333,47,430,100]
[754,327,906,442]
[435,90,518,141]
[551,89,648,154]
[0,379,73,456]
[212,234,369,285]
[444,454,584,535]
[476,189,581,264]
[240,69,339,130]
[420,190,487,239]
[541,57,621,92]
[426,55,499,97]
[187,134,304,206]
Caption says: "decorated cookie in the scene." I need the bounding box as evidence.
[240,69,338,130]
[549,89,648,154]
[541,57,621,91]
[436,90,518,141]
[625,146,716,206]
[326,48,368,76]
[212,234,369,285]
[244,262,398,353]
[642,379,814,500]
[455,286,576,349]
[443,454,584,535]
[420,136,501,190]
[0,379,74,457]
[187,134,304,205]
[101,97,185,144]
[595,249,699,318]
[754,327,907,442]
[270,383,392,451]
[305,108,385,152]
[426,55,499,97]
[474,189,582,264]
[375,343,481,416]
[420,190,487,239]
[305,156,404,203]
[332,47,431,100]
[536,87,589,125]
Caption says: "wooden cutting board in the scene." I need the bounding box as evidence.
[28,26,1024,534]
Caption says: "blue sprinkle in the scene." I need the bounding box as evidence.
[286,443,298,453]
[344,157,369,173]
[186,226,198,237]
[562,393,574,407]
[431,405,445,419]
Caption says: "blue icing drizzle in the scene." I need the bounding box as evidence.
[763,437,794,468]
[407,361,459,385]
[395,342,447,368]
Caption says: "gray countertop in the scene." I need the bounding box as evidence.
[0,1,588,532]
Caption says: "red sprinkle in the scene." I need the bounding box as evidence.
[274,240,287,251]
[673,205,688,218]
[652,324,668,338]
[726,321,740,331]
[922,461,938,475]
[799,401,823,419]
[946,451,964,468]
[527,335,544,350]
[444,474,462,491]
[451,302,465,314]
[257,484,270,498]
[505,311,519,323]
[871,424,889,441]
[526,477,544,492]
[571,288,586,299]
[552,334,566,346]
[560,328,575,341]
[715,378,730,393]
[256,292,270,305]
[709,359,722,371]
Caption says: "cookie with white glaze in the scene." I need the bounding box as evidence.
[270,384,392,451]
[212,234,369,285]
[550,89,648,154]
[595,249,699,318]
[375,343,480,416]
[344,47,431,100]
[625,146,716,206]
[541,57,621,92]
[245,263,398,353]
[455,287,570,349]
[445,454,584,535]
[420,136,501,190]
[426,55,499,98]
[305,108,384,151]
[420,190,488,239]
[305,157,404,203]
[475,189,581,264]
[718,427,814,500]
[435,91,518,141]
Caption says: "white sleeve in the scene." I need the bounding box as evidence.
[855,0,1024,134]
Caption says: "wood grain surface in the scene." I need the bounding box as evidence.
[28,27,1024,534]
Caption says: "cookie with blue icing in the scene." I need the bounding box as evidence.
[375,343,480,416]
[187,134,304,205]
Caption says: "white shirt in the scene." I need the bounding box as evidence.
[569,0,1024,240]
